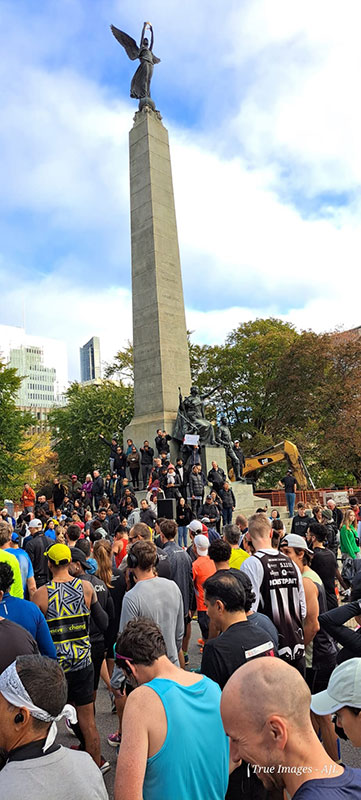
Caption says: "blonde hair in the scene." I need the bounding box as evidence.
[248,513,272,542]
[93,539,113,587]
[344,509,356,530]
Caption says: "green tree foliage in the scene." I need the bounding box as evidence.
[49,381,134,478]
[104,321,361,487]
[103,342,134,383]
[0,362,33,500]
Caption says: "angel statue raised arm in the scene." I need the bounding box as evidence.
[110,21,161,104]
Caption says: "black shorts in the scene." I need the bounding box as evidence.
[91,642,105,692]
[66,663,94,707]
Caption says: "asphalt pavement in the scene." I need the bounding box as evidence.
[57,621,361,799]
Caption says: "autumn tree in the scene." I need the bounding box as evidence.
[49,380,133,478]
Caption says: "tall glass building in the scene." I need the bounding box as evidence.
[80,336,101,383]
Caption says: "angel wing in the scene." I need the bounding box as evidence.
[110,25,140,60]
[152,55,161,64]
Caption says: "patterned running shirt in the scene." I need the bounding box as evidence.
[46,578,91,672]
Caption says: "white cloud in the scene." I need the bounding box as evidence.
[1,0,361,387]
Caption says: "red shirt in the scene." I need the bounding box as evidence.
[192,555,216,611]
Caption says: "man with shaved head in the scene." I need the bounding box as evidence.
[221,658,361,798]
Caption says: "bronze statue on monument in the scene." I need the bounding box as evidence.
[173,386,220,447]
[110,21,160,110]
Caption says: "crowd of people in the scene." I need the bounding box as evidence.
[1,441,361,798]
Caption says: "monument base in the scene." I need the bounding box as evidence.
[231,482,258,515]
[123,412,179,464]
[201,445,228,478]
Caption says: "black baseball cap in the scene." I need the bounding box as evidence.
[71,547,89,569]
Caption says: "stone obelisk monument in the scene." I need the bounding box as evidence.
[123,106,191,449]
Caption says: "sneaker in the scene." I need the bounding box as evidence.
[107,731,122,747]
[197,638,204,646]
[100,757,111,775]
[65,718,76,736]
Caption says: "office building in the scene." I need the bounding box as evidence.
[80,336,101,383]
[0,324,68,409]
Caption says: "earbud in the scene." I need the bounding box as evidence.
[14,712,24,724]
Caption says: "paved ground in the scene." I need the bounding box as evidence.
[57,621,361,799]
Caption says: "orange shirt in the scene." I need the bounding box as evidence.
[192,555,216,611]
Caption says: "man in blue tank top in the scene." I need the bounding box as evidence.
[114,618,230,800]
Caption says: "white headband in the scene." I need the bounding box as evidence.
[0,660,77,752]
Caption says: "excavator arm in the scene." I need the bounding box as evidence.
[243,440,314,490]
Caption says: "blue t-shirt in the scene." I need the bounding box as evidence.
[7,547,34,590]
[0,593,57,659]
[293,766,361,799]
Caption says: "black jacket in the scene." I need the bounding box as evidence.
[53,485,65,509]
[99,436,118,459]
[140,446,154,465]
[219,488,236,508]
[114,452,127,475]
[199,502,220,522]
[140,508,157,528]
[155,434,171,454]
[176,503,193,526]
[82,572,114,644]
[207,468,226,490]
[25,533,54,587]
[189,473,204,497]
[92,476,104,498]
[319,600,361,662]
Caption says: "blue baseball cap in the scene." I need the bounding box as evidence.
[11,532,19,543]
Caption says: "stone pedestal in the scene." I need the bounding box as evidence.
[123,106,191,452]
[201,445,228,478]
[231,482,258,515]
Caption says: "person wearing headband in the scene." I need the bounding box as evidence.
[0,655,108,799]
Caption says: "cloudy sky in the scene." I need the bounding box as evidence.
[1,0,360,380]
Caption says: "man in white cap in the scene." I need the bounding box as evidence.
[186,519,203,564]
[311,658,361,748]
[192,534,215,647]
[24,520,54,588]
[0,654,108,799]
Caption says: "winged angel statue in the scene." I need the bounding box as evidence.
[110,22,161,100]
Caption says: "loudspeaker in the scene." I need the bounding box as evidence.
[157,498,177,520]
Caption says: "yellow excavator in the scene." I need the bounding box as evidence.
[240,440,315,490]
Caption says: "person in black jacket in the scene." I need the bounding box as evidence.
[70,547,114,696]
[99,433,118,473]
[291,503,311,538]
[176,498,193,547]
[327,499,343,529]
[321,508,339,558]
[139,499,157,529]
[140,441,154,489]
[52,479,65,510]
[175,457,187,500]
[155,429,172,455]
[319,596,361,664]
[92,470,104,510]
[199,495,220,526]
[219,482,236,526]
[24,520,54,588]
[207,462,226,493]
[189,465,204,517]
[113,446,127,479]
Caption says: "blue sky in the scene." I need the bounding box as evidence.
[1,0,361,379]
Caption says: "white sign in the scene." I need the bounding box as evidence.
[184,434,200,446]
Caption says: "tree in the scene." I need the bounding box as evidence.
[103,342,134,383]
[21,432,59,493]
[49,380,134,477]
[0,361,33,500]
